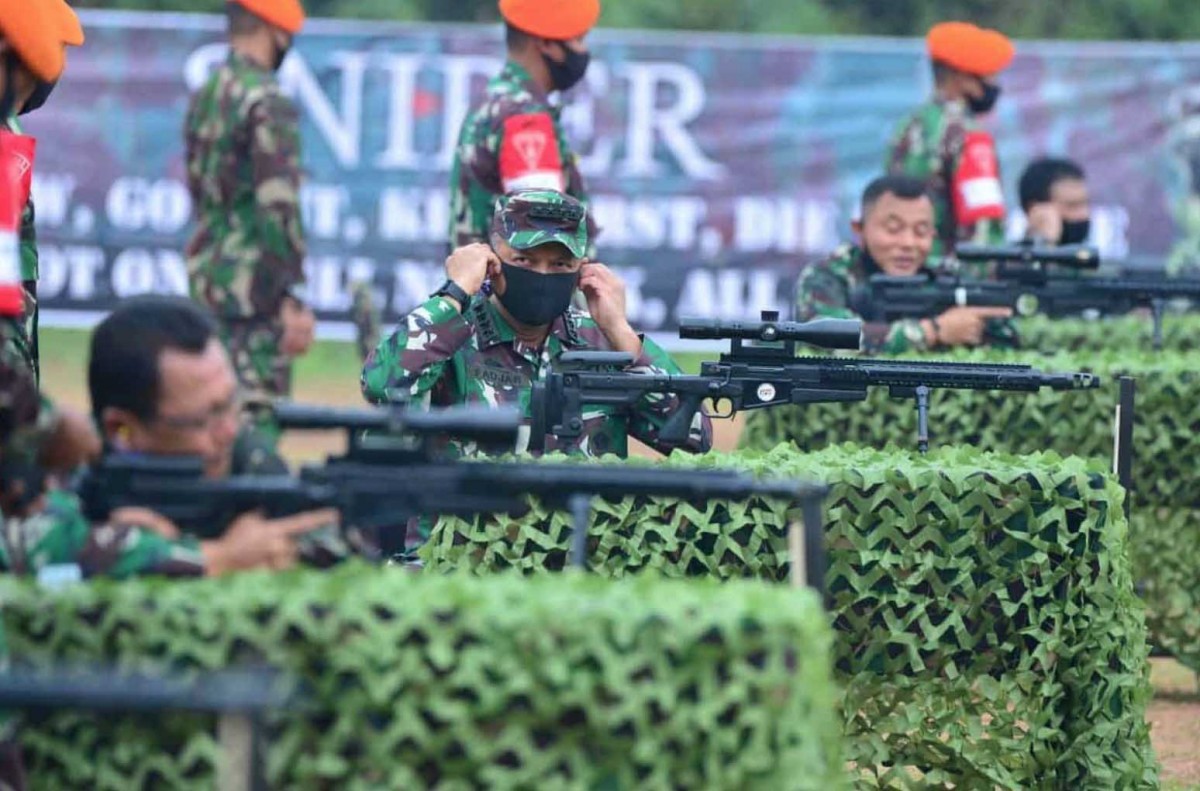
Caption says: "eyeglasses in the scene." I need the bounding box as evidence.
[150,392,243,433]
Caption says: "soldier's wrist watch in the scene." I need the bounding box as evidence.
[432,279,472,309]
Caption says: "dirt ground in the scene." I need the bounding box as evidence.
[1149,659,1200,787]
[38,338,1199,785]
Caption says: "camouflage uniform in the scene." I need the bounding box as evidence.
[449,61,596,252]
[886,98,1007,259]
[0,117,41,383]
[0,490,207,579]
[796,244,1018,353]
[795,245,934,355]
[365,190,710,459]
[184,51,306,402]
[0,321,207,579]
[350,281,381,364]
[362,298,711,458]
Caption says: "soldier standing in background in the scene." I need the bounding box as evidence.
[184,0,314,419]
[1,0,84,385]
[886,21,1015,259]
[449,0,601,252]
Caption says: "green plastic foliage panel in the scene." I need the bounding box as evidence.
[1016,313,1200,354]
[0,567,842,790]
[738,340,1200,678]
[426,445,1158,789]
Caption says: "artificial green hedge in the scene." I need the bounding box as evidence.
[1015,313,1200,353]
[0,567,841,790]
[739,347,1200,673]
[426,445,1158,789]
[1130,508,1200,670]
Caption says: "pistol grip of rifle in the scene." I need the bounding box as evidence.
[659,393,702,445]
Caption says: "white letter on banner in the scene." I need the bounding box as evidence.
[562,62,616,176]
[436,56,503,169]
[376,54,425,169]
[281,51,367,169]
[617,61,725,181]
[183,43,228,92]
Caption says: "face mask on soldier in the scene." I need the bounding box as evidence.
[19,80,55,116]
[543,41,590,93]
[967,79,1002,115]
[495,260,580,327]
[1059,218,1091,246]
[272,32,293,72]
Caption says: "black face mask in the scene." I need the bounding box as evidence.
[19,81,56,116]
[543,44,590,93]
[967,81,1002,115]
[1059,218,1091,246]
[0,53,19,121]
[496,262,579,327]
[272,35,293,72]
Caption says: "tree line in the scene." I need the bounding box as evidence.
[72,0,1200,41]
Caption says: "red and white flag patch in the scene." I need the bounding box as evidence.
[500,112,565,193]
[952,129,1005,225]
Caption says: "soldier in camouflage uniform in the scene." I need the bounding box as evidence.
[87,295,346,569]
[1,319,204,580]
[886,22,1015,259]
[364,189,712,459]
[184,0,314,409]
[796,175,1012,354]
[449,0,600,253]
[0,0,84,384]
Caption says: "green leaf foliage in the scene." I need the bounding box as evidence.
[0,567,842,789]
[424,444,1158,788]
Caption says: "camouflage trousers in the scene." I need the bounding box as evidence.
[216,317,292,445]
[349,281,381,363]
[0,283,39,385]
[217,316,293,400]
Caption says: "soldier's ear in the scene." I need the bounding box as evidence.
[850,219,864,238]
[101,407,137,448]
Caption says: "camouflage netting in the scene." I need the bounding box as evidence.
[1131,508,1200,669]
[0,568,842,790]
[740,347,1200,672]
[1015,313,1200,354]
[425,445,1158,788]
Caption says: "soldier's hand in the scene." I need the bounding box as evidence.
[934,306,1013,346]
[1026,203,1062,245]
[38,407,101,474]
[281,297,316,358]
[445,243,501,305]
[110,507,182,539]
[201,508,338,576]
[579,262,642,356]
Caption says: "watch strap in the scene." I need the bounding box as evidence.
[433,279,472,307]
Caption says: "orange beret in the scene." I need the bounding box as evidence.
[0,0,66,82]
[927,22,1014,78]
[231,0,306,35]
[49,0,85,47]
[499,0,600,40]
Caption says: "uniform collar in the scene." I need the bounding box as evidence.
[470,297,587,351]
[855,245,881,276]
[228,49,275,77]
[499,60,552,105]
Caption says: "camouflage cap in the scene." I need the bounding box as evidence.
[491,189,588,259]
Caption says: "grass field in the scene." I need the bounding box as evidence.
[35,327,1200,785]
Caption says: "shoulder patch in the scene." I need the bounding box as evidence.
[499,112,565,193]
